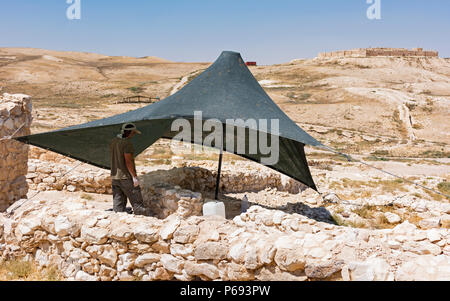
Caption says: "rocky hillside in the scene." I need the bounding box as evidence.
[251,56,450,157]
[0,47,208,112]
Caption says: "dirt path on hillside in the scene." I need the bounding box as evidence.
[170,69,205,95]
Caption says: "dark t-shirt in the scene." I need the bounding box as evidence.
[110,136,134,180]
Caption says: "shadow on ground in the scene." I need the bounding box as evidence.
[202,191,336,225]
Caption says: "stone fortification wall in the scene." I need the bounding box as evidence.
[318,48,439,58]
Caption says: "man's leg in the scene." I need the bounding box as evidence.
[119,179,150,216]
[112,180,127,212]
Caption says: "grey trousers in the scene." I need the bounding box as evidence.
[112,179,149,216]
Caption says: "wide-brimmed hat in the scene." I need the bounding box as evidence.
[121,123,141,134]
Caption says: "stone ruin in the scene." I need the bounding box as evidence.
[318,48,439,59]
[26,148,305,197]
[0,93,449,281]
[0,93,32,212]
[24,149,307,220]
[1,147,449,281]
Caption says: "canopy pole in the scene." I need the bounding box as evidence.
[214,124,225,200]
[215,148,223,200]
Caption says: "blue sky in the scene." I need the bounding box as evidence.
[0,0,449,64]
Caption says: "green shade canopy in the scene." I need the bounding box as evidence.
[16,51,323,191]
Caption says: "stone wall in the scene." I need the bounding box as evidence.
[0,93,32,212]
[142,163,306,194]
[29,146,75,164]
[141,184,203,220]
[318,48,439,59]
[1,198,449,281]
[26,159,306,195]
[27,159,112,194]
[318,49,367,58]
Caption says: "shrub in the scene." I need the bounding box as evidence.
[128,86,144,94]
[81,193,94,201]
[421,150,450,158]
[437,182,450,199]
[2,260,33,279]
[298,93,312,101]
[352,205,377,219]
[371,150,389,156]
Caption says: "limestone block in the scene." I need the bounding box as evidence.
[194,242,228,260]
[80,226,109,244]
[274,236,306,272]
[117,253,137,272]
[133,225,159,243]
[75,270,98,281]
[184,261,220,280]
[396,255,450,281]
[96,245,117,268]
[135,253,161,268]
[160,215,181,240]
[384,212,401,224]
[110,226,134,242]
[342,258,392,281]
[173,224,200,244]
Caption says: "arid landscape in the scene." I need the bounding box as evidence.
[0,47,449,281]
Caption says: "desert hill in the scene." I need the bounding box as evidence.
[0,47,449,160]
[0,47,207,107]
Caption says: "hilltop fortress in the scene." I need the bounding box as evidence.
[318,48,439,59]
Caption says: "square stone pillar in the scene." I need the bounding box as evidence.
[0,93,33,212]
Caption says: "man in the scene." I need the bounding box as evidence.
[110,123,150,216]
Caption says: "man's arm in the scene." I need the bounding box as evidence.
[124,153,138,185]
